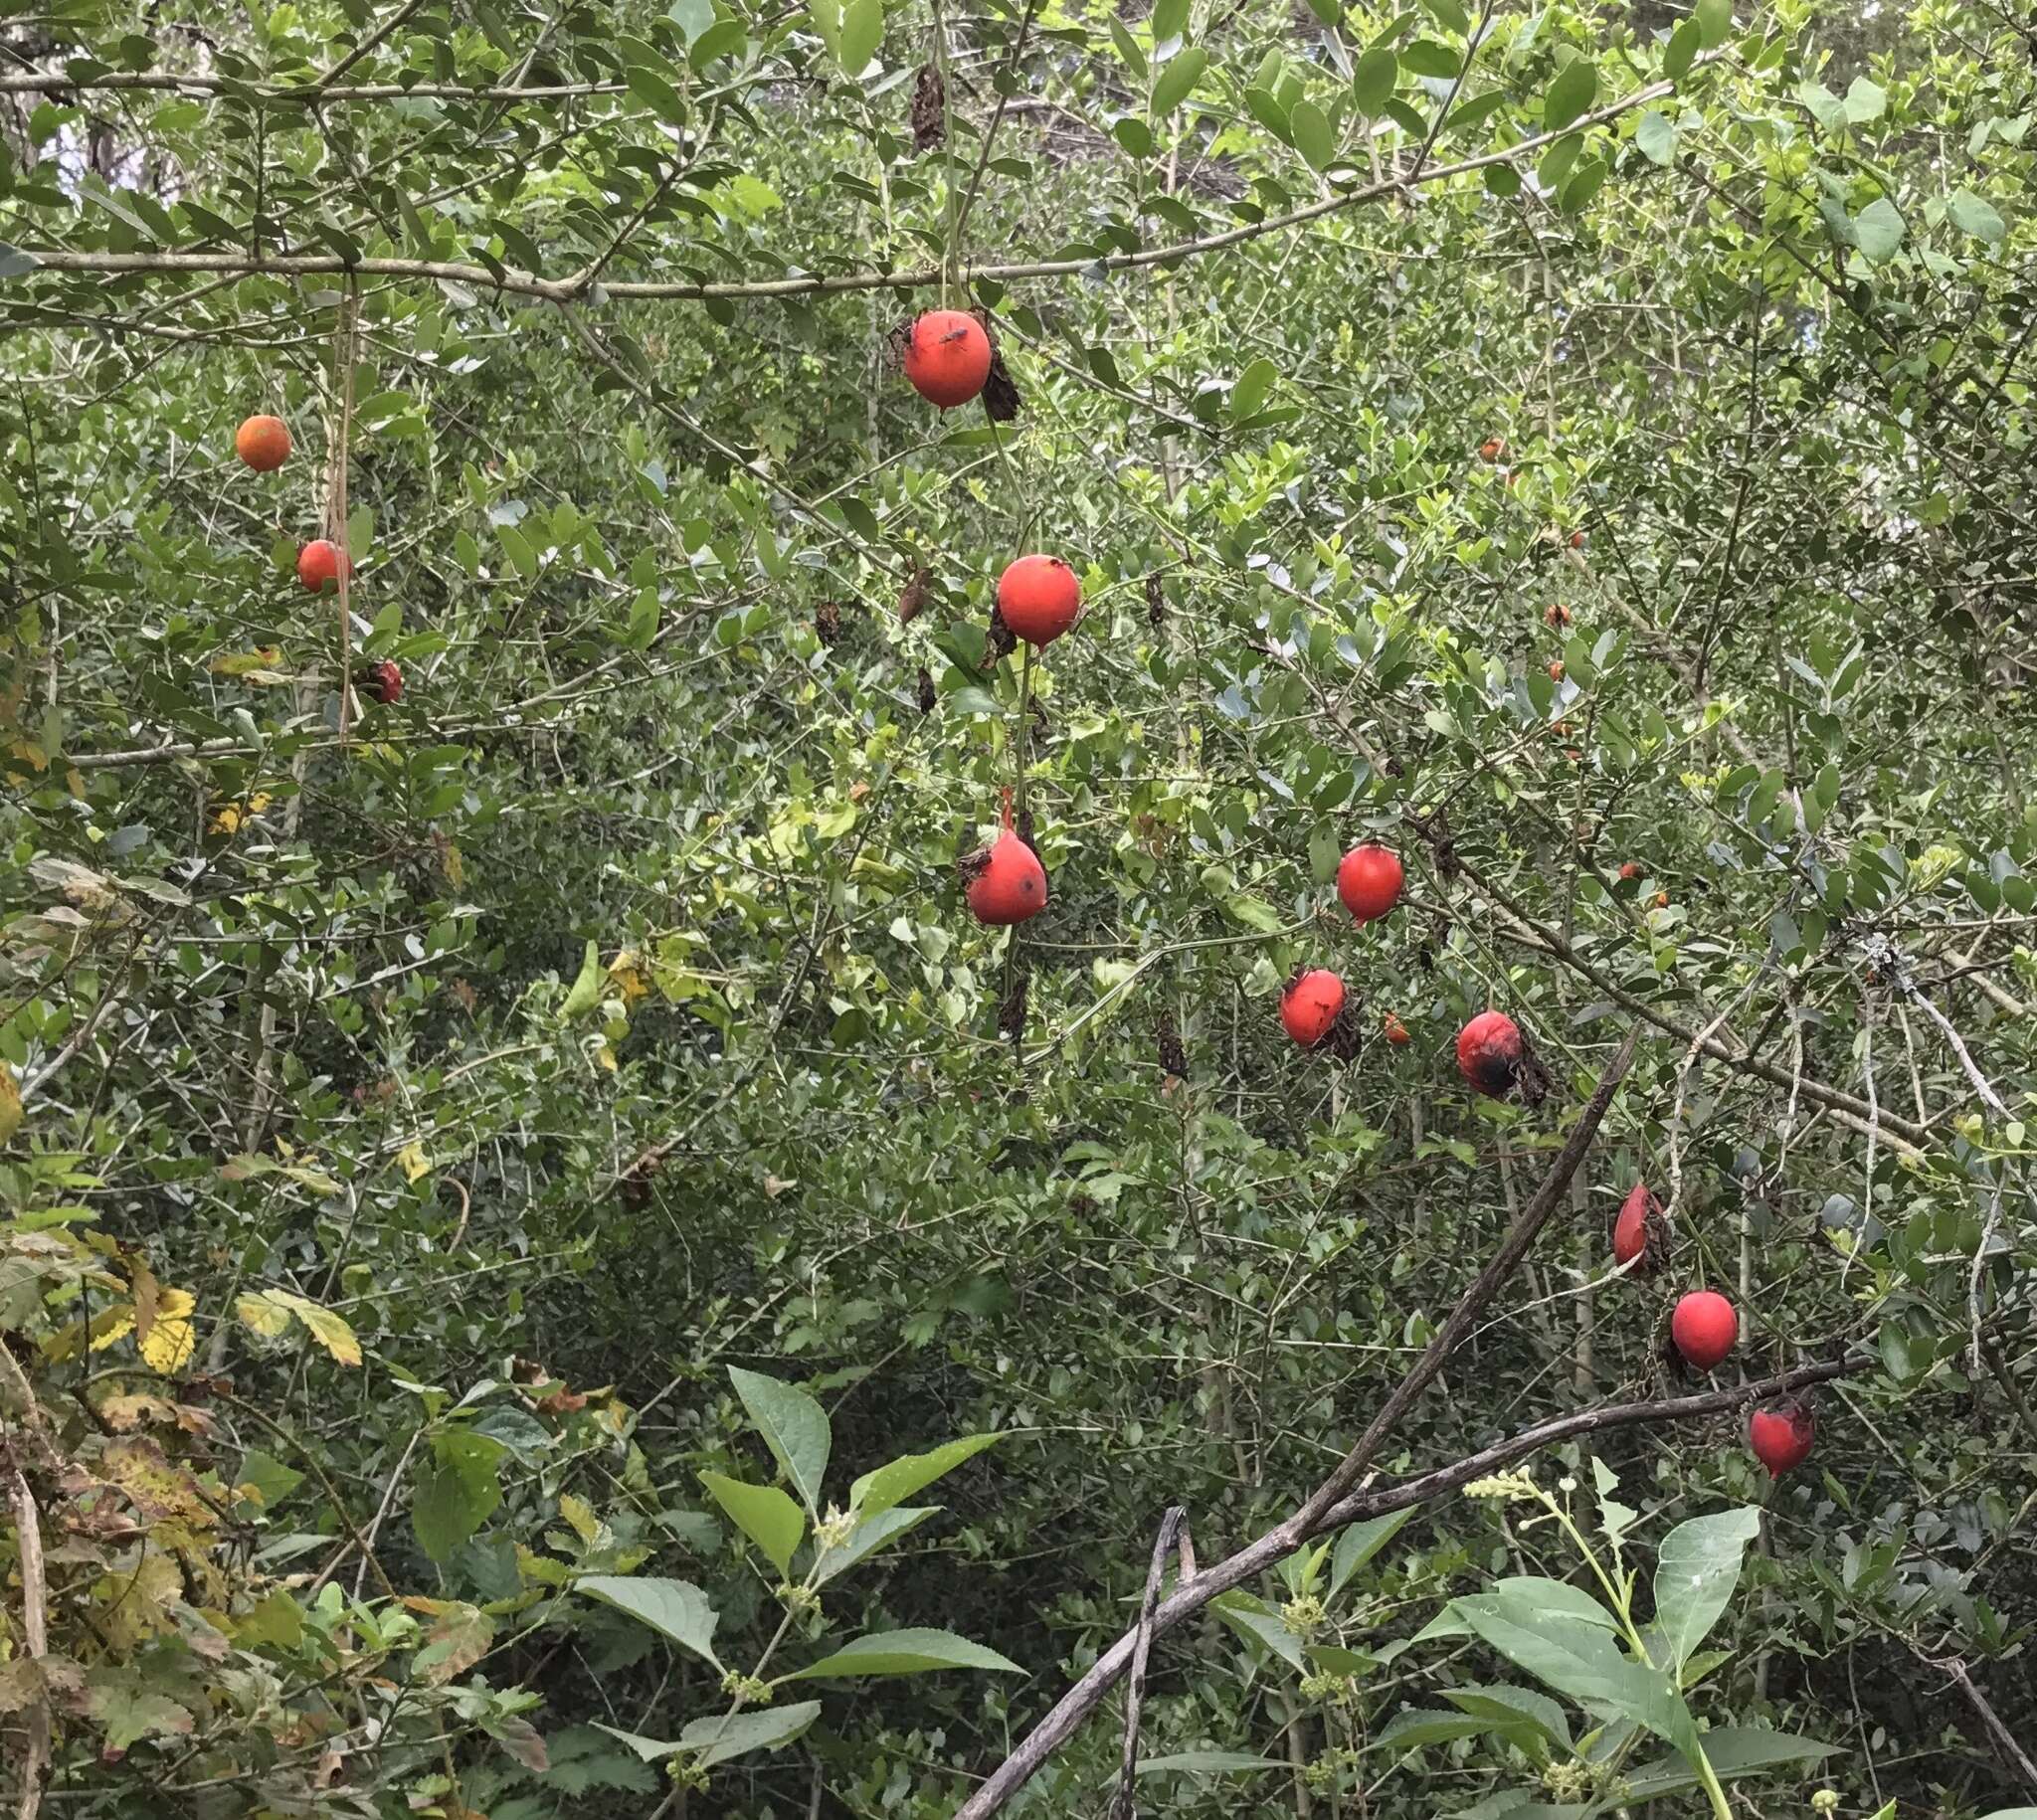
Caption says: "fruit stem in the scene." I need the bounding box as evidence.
[1015,638,1033,822]
[932,0,957,307]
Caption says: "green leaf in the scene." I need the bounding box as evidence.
[1853,196,1907,262]
[413,1432,504,1564]
[1352,46,1398,113]
[814,1504,937,1583]
[1211,1592,1306,1669]
[1441,1684,1572,1748]
[1653,1507,1761,1668]
[1289,98,1337,171]
[1370,1710,1507,1751]
[1693,0,1732,48]
[0,242,41,280]
[577,1575,722,1669]
[1328,1508,1413,1595]
[1635,109,1676,165]
[1623,1728,1838,1799]
[1843,76,1885,123]
[625,65,686,124]
[1560,156,1608,213]
[1948,188,2006,243]
[698,1472,805,1578]
[1244,86,1294,144]
[589,1723,690,1762]
[1138,1751,1285,1775]
[677,1700,823,1767]
[1150,0,1191,43]
[1663,18,1699,80]
[559,939,604,1019]
[848,1432,1001,1521]
[1230,356,1280,424]
[728,1366,831,1514]
[1544,58,1596,131]
[777,1626,1023,1682]
[1152,46,1207,115]
[838,0,882,77]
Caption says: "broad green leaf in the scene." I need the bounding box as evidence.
[1843,77,1886,123]
[413,1431,504,1564]
[1652,1506,1760,1667]
[1150,0,1191,43]
[1152,46,1208,115]
[1663,18,1699,80]
[625,65,686,123]
[698,1472,805,1579]
[578,1575,722,1669]
[1328,1508,1414,1595]
[1416,1576,1621,1640]
[1694,0,1732,48]
[838,0,881,77]
[1544,58,1596,131]
[849,1432,1001,1521]
[1211,1592,1306,1669]
[728,1366,831,1514]
[1948,188,2006,243]
[1442,1684,1572,1747]
[1635,109,1676,165]
[777,1626,1022,1682]
[0,242,42,280]
[1369,1710,1507,1751]
[559,940,604,1019]
[1352,46,1397,113]
[1853,196,1907,262]
[814,1505,938,1583]
[591,1723,689,1762]
[1623,1728,1838,1799]
[678,1700,823,1767]
[1230,356,1280,424]
[1289,99,1337,172]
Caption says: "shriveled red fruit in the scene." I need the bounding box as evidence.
[997,555,1081,647]
[1612,1182,1658,1268]
[1654,891,1671,909]
[1280,970,1345,1047]
[1670,1290,1739,1369]
[904,309,993,409]
[1544,603,1573,629]
[1749,1398,1815,1478]
[1548,660,1565,682]
[296,539,352,593]
[1479,436,1506,462]
[1618,861,1641,882]
[965,831,1047,926]
[1455,1009,1522,1098]
[235,414,290,471]
[1337,843,1403,925]
[1383,1011,1409,1045]
[358,659,403,705]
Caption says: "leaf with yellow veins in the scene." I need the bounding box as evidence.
[138,1288,196,1373]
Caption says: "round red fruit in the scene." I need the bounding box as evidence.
[1748,1398,1815,1478]
[1670,1290,1739,1369]
[1569,530,1585,549]
[1548,660,1565,682]
[1544,604,1573,629]
[1613,1182,1657,1267]
[1455,1010,1522,1098]
[997,555,1081,647]
[235,414,291,471]
[966,831,1047,926]
[1654,891,1671,909]
[1618,861,1641,882]
[359,659,403,705]
[1479,437,1506,463]
[1337,843,1403,925]
[1383,1012,1409,1045]
[1280,970,1345,1047]
[296,539,352,593]
[903,309,993,409]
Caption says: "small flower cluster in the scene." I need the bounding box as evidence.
[1279,1594,1327,1637]
[1463,1469,1541,1504]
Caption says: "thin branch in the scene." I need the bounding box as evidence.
[7,1467,51,1820]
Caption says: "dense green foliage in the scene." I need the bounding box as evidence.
[3,0,2036,1816]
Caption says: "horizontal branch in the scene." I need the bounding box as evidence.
[7,69,1691,307]
[0,69,627,101]
[954,1354,1869,1820]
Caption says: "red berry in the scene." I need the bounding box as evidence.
[296,539,352,593]
[1336,843,1403,925]
[1548,660,1565,682]
[1671,1290,1739,1369]
[996,555,1081,647]
[1618,861,1641,882]
[904,309,993,409]
[1613,1182,1657,1267]
[1280,970,1345,1047]
[235,414,291,471]
[966,831,1047,926]
[1569,530,1585,549]
[1654,891,1671,909]
[1749,1398,1815,1478]
[358,659,403,705]
[1455,1010,1522,1098]
[1544,604,1573,629]
[1383,1011,1409,1045]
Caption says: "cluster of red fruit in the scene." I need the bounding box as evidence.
[1613,1183,1815,1477]
[900,312,1081,930]
[233,415,402,706]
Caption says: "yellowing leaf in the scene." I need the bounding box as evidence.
[138,1288,196,1374]
[0,1065,20,1145]
[210,646,282,676]
[560,1493,600,1545]
[236,1290,294,1338]
[608,949,652,1004]
[88,1304,136,1353]
[396,1141,432,1183]
[288,1297,362,1368]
